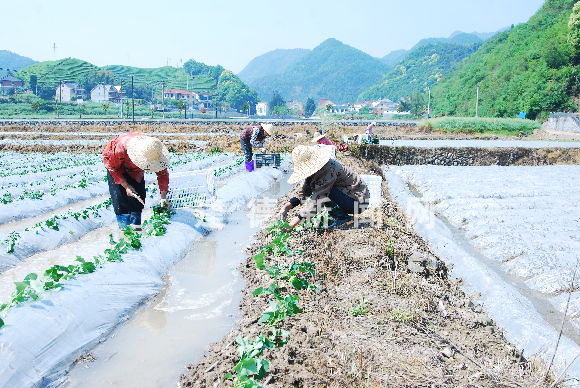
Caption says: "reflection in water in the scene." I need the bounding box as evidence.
[65,175,293,388]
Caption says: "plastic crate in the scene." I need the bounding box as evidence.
[360,174,382,208]
[255,153,281,168]
[310,144,336,158]
[166,169,215,208]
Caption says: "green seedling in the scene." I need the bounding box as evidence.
[259,294,302,327]
[3,231,20,253]
[350,298,370,317]
[0,201,174,327]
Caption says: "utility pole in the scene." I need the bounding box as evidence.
[131,75,135,123]
[162,81,166,119]
[120,78,123,118]
[475,84,480,118]
[427,80,432,118]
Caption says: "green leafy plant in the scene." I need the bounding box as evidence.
[350,297,370,317]
[0,203,173,329]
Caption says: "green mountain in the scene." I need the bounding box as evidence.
[238,48,310,85]
[12,57,257,111]
[380,49,408,69]
[0,50,37,74]
[360,41,481,102]
[409,32,482,51]
[378,31,496,73]
[247,38,390,104]
[15,58,100,88]
[431,0,579,119]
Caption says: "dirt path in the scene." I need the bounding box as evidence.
[179,154,551,388]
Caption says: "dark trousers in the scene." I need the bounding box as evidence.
[240,138,253,162]
[107,171,146,215]
[328,186,367,215]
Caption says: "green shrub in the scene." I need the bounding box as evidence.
[418,116,541,134]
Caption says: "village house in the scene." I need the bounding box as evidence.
[90,83,122,103]
[286,100,304,116]
[0,74,24,90]
[371,98,400,116]
[330,104,352,114]
[163,89,197,104]
[55,81,84,102]
[317,99,334,109]
[256,101,268,116]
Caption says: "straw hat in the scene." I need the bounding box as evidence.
[288,145,334,184]
[261,123,274,135]
[126,135,170,172]
[311,133,326,143]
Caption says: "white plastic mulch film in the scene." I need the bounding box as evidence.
[167,169,215,208]
[360,174,382,208]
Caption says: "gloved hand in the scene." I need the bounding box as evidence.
[159,198,171,210]
[259,148,266,153]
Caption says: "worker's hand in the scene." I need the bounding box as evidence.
[125,185,137,198]
[260,148,266,153]
[278,207,288,221]
[159,198,171,210]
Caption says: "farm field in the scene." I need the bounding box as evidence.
[385,165,580,378]
[1,121,579,387]
[0,136,286,386]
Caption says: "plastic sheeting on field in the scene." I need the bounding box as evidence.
[0,164,284,388]
[383,165,580,380]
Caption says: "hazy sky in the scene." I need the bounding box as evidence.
[4,0,545,74]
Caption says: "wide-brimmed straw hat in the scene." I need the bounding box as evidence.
[288,145,334,184]
[311,133,326,143]
[126,135,170,172]
[261,123,274,135]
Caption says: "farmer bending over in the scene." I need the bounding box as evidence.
[103,132,170,231]
[239,123,274,172]
[279,145,369,229]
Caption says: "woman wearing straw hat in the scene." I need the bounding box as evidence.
[279,145,369,229]
[311,132,335,146]
[103,132,170,230]
[239,123,273,172]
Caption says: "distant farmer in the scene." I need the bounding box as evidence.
[365,122,376,143]
[279,145,369,229]
[103,132,170,231]
[239,123,274,172]
[311,132,335,146]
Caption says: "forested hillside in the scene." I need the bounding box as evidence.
[12,57,257,112]
[0,50,36,73]
[359,42,481,102]
[431,0,579,119]
[247,38,390,104]
[237,48,310,85]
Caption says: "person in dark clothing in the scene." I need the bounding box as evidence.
[279,145,369,229]
[239,123,274,171]
[103,132,170,230]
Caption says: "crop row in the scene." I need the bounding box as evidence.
[0,204,172,329]
[225,221,318,388]
[0,175,102,204]
[1,198,113,254]
[0,153,101,177]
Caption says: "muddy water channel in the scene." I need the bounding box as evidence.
[65,177,292,388]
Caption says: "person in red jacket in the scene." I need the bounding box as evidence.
[102,132,170,230]
[239,123,273,171]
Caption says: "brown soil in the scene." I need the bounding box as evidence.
[1,122,574,386]
[178,153,553,388]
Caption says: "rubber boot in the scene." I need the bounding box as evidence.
[116,214,131,230]
[129,212,142,231]
[245,160,255,172]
